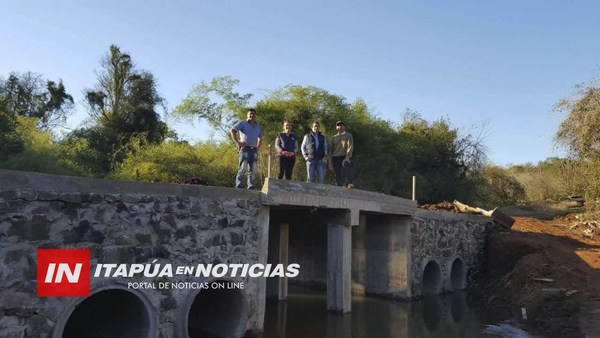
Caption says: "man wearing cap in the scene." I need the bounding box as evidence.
[331,121,354,188]
[230,108,263,189]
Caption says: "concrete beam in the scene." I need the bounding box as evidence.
[314,209,360,227]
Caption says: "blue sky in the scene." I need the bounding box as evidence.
[3,1,599,166]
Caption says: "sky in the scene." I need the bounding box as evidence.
[2,0,600,166]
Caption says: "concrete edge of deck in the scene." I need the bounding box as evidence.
[0,169,258,199]
[260,178,417,215]
[0,170,417,217]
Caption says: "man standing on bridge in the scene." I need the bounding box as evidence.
[230,108,263,189]
[301,121,328,184]
[330,121,354,189]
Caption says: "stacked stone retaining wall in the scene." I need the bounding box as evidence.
[0,170,268,338]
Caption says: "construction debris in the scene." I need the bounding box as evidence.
[568,219,598,238]
[418,201,459,212]
[418,200,516,228]
[453,200,516,228]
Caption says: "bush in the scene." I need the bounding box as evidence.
[478,165,526,207]
[112,140,239,186]
[0,117,85,175]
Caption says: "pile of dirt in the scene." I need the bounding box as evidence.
[476,215,600,337]
[418,201,460,212]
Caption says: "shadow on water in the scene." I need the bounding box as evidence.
[258,288,533,338]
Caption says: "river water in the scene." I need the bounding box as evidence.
[259,289,533,338]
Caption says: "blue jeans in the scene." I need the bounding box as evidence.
[236,148,258,189]
[306,159,325,184]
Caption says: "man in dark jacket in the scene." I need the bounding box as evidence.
[301,121,328,183]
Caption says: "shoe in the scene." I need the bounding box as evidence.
[346,184,354,189]
[248,186,255,190]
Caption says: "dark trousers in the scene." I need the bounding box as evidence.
[278,156,296,180]
[332,156,353,186]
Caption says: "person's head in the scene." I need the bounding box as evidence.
[283,121,293,132]
[336,121,345,133]
[311,122,321,133]
[247,108,257,123]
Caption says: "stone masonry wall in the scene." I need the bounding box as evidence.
[0,170,268,338]
[410,209,494,297]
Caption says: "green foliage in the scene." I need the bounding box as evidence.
[478,165,526,207]
[1,67,488,204]
[554,80,600,206]
[112,140,238,186]
[84,45,168,146]
[172,76,252,139]
[74,45,170,174]
[254,88,485,202]
[254,85,355,182]
[0,72,74,128]
[60,127,121,177]
[555,80,600,158]
[396,112,485,203]
[0,117,85,175]
[508,158,574,201]
[576,158,600,211]
[0,98,25,161]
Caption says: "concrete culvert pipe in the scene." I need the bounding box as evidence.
[187,282,248,338]
[61,289,152,338]
[422,260,442,295]
[450,258,466,290]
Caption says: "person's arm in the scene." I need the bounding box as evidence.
[323,136,328,161]
[275,134,284,155]
[345,134,353,161]
[293,136,298,156]
[301,135,311,160]
[256,127,263,149]
[230,128,242,148]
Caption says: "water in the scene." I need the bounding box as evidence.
[259,289,533,338]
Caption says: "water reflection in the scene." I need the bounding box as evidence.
[260,289,524,338]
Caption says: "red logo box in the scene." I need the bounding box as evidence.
[37,249,90,297]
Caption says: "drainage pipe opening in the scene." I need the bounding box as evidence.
[422,260,442,295]
[62,289,152,338]
[187,282,248,337]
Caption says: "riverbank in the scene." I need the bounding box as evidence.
[476,215,600,337]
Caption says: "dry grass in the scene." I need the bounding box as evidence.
[501,201,585,220]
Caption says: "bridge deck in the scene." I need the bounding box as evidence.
[261,178,416,216]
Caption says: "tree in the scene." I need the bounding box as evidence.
[74,45,169,175]
[0,98,24,161]
[554,80,600,158]
[554,80,600,206]
[255,85,379,184]
[0,72,73,128]
[172,76,252,139]
[397,111,486,203]
[84,45,168,146]
[479,165,526,207]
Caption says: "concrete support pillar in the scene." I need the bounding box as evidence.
[278,223,289,300]
[267,223,289,300]
[327,223,352,313]
[276,299,288,336]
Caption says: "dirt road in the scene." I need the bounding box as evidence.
[479,215,600,337]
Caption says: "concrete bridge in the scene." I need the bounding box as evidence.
[0,169,492,337]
